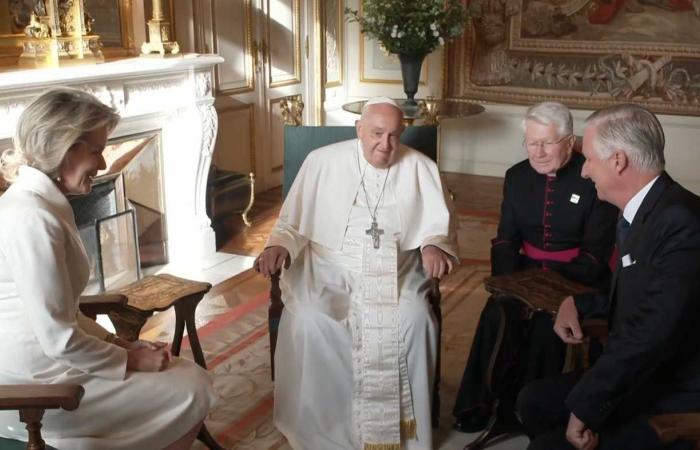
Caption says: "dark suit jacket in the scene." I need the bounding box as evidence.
[492,153,618,289]
[567,172,700,430]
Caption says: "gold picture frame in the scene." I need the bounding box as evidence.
[322,0,343,88]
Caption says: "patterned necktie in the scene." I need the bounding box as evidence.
[617,217,631,249]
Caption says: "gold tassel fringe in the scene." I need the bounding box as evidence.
[362,419,417,450]
[363,444,400,450]
[400,419,417,440]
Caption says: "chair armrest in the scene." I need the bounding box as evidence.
[0,385,84,411]
[649,413,700,444]
[78,294,128,318]
[580,318,609,346]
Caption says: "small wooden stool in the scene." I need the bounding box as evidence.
[107,273,226,450]
[108,274,210,365]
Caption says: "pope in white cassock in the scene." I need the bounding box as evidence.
[256,97,458,450]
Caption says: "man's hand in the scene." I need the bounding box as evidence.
[566,413,599,450]
[554,296,584,344]
[421,245,454,279]
[254,246,290,277]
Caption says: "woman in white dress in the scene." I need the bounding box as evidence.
[0,88,217,450]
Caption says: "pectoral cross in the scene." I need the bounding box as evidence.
[366,221,384,249]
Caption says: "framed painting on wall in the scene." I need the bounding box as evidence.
[83,0,136,56]
[446,0,700,116]
[356,2,428,84]
[360,36,428,84]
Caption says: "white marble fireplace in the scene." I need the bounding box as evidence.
[0,54,224,266]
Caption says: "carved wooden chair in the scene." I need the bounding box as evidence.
[267,124,445,425]
[0,384,84,450]
[0,295,126,450]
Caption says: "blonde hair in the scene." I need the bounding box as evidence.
[0,87,120,183]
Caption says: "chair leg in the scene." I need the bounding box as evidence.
[197,424,227,450]
[269,272,283,381]
[174,295,207,368]
[19,408,46,450]
[429,278,442,428]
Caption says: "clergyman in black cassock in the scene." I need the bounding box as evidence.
[452,102,618,433]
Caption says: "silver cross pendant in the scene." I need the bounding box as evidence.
[366,221,384,249]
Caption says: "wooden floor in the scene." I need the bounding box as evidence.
[215,172,504,256]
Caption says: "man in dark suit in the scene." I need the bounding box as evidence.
[517,104,700,450]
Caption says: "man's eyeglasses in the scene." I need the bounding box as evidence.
[523,134,572,152]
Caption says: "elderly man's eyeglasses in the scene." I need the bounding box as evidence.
[523,135,572,151]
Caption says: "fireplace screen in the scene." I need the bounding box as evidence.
[80,209,140,294]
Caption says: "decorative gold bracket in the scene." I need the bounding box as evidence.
[417,97,440,125]
[280,94,304,126]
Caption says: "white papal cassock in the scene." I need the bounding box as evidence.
[268,140,457,450]
[0,166,217,450]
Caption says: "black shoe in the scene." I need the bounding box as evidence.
[453,407,492,433]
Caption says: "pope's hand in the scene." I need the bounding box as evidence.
[255,246,290,277]
[566,413,599,450]
[421,245,454,279]
[554,296,584,344]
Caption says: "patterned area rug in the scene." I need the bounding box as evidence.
[179,209,499,449]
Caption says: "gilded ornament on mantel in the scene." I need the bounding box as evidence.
[141,0,179,57]
[7,0,104,68]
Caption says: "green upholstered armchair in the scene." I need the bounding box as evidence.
[269,124,443,426]
[282,125,438,197]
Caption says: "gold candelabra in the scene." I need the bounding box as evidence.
[141,0,180,56]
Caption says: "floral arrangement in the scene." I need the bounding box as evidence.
[346,0,468,55]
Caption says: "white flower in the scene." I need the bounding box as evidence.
[430,23,438,31]
[433,30,440,37]
[397,31,404,38]
[439,37,445,45]
[391,30,397,38]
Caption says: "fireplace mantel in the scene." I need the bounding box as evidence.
[0,54,225,265]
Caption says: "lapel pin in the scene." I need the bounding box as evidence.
[569,193,580,204]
